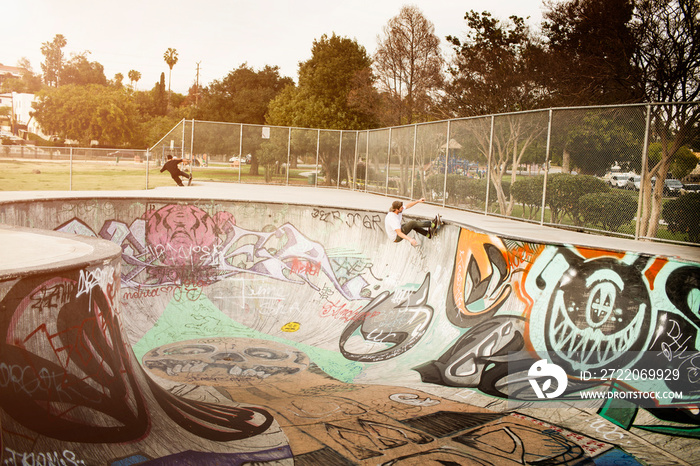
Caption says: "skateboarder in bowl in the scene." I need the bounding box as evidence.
[384,198,441,247]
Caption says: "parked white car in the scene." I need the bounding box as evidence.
[609,174,634,188]
[664,179,684,196]
[626,175,641,190]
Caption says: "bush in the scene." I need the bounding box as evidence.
[579,191,637,231]
[355,163,378,182]
[546,174,609,225]
[663,193,700,243]
[425,174,510,208]
[511,176,544,219]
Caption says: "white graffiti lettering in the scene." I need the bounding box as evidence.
[77,266,115,298]
[3,447,85,465]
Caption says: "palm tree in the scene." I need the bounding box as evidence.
[128,69,141,89]
[163,48,178,107]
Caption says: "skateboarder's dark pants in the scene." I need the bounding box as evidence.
[394,220,432,242]
[170,170,191,186]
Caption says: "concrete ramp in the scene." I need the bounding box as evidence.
[0,194,698,465]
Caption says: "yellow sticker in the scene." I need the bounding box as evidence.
[281,322,300,332]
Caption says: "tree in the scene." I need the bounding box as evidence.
[40,34,67,87]
[267,34,379,185]
[59,52,107,86]
[540,0,644,106]
[374,5,444,125]
[633,0,700,239]
[32,84,139,146]
[113,73,124,88]
[267,34,378,130]
[128,70,141,89]
[444,12,543,117]
[648,142,698,180]
[194,63,292,175]
[163,48,178,107]
[197,63,292,124]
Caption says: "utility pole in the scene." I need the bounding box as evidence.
[195,62,201,107]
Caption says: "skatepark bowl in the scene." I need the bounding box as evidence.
[0,184,699,465]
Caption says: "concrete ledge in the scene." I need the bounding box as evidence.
[0,223,121,280]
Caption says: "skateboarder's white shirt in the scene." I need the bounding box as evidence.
[385,211,402,241]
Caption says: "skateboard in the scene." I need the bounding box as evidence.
[430,214,444,238]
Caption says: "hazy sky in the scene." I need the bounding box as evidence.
[6,0,545,94]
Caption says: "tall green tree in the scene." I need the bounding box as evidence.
[128,70,141,89]
[40,34,67,87]
[374,5,444,125]
[267,34,379,185]
[267,34,378,130]
[541,0,643,106]
[163,48,178,107]
[444,12,547,215]
[197,63,292,124]
[633,0,700,238]
[195,63,292,175]
[444,12,543,117]
[32,84,139,146]
[59,53,107,86]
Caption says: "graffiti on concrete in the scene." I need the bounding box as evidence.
[57,204,371,300]
[143,337,629,465]
[3,197,696,459]
[417,228,700,441]
[0,268,280,463]
[339,274,433,362]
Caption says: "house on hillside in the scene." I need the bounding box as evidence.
[0,92,41,140]
[0,64,23,87]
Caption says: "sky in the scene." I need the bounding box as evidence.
[6,0,546,95]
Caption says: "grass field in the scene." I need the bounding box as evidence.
[0,160,312,191]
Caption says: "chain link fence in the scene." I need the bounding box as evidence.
[1,102,697,245]
[0,144,151,190]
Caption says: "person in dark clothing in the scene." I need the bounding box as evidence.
[160,155,192,186]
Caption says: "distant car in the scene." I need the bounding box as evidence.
[663,179,684,196]
[229,154,252,164]
[626,175,641,190]
[609,174,633,188]
[681,184,700,194]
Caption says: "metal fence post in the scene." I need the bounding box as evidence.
[181,118,186,171]
[442,120,451,208]
[635,104,652,240]
[190,119,195,175]
[286,127,291,186]
[315,129,320,188]
[386,127,392,195]
[485,116,494,215]
[352,131,359,191]
[238,124,243,183]
[337,130,342,188]
[540,109,553,225]
[69,146,73,191]
[365,130,369,193]
[145,149,150,189]
[410,123,417,199]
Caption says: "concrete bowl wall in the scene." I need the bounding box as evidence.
[0,196,698,465]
